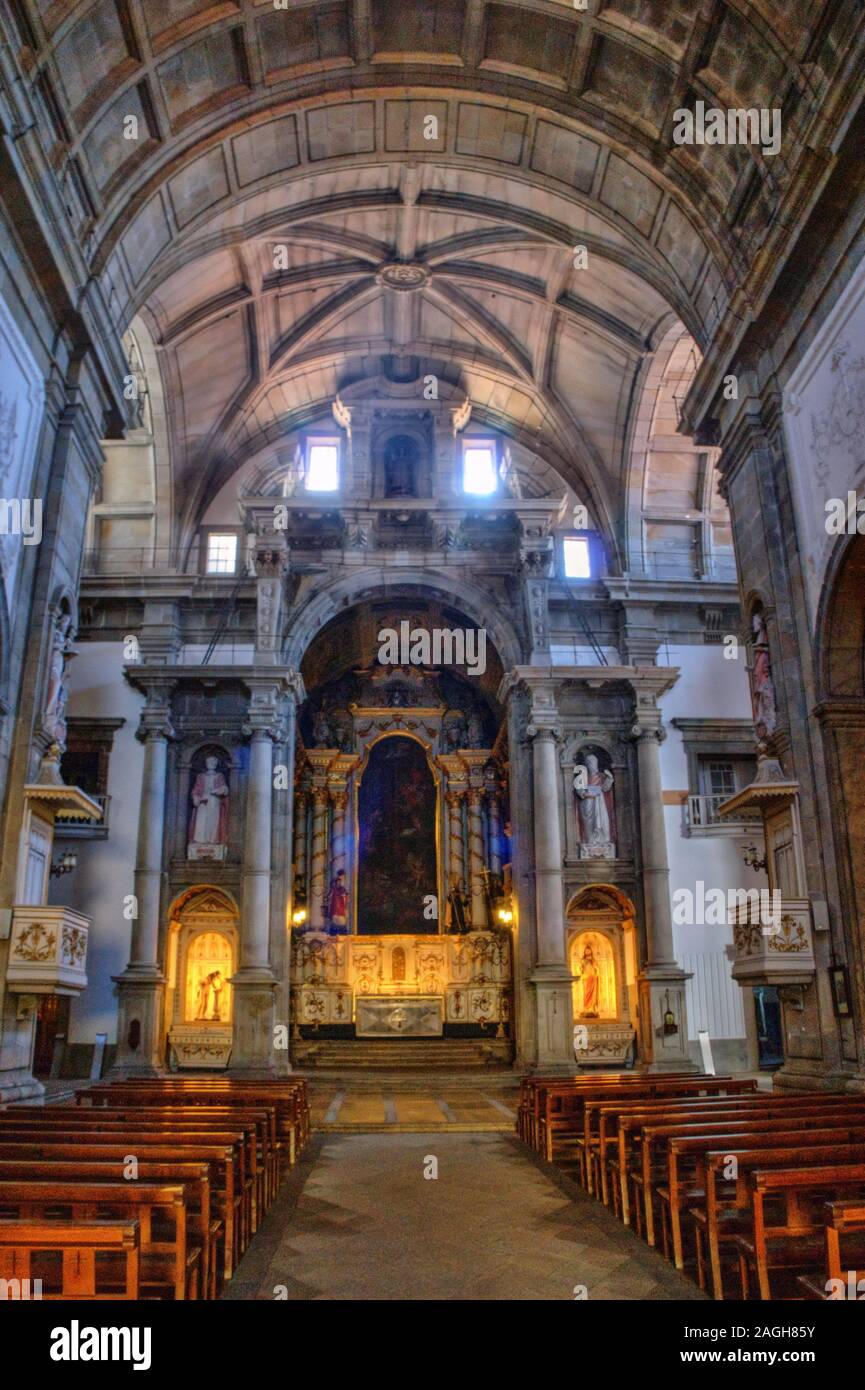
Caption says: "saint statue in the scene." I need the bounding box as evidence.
[195,970,225,1022]
[750,611,777,742]
[326,869,348,934]
[383,436,418,497]
[445,878,469,934]
[43,612,73,751]
[577,941,600,1018]
[574,753,615,858]
[313,709,333,748]
[188,756,230,858]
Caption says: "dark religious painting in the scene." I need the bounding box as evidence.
[357,736,438,934]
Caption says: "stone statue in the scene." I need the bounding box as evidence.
[188,757,230,859]
[43,612,73,751]
[466,710,484,748]
[574,753,615,859]
[313,708,333,747]
[750,611,777,742]
[195,969,225,1022]
[383,435,418,497]
[446,878,469,934]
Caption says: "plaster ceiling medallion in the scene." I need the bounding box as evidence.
[376,262,431,292]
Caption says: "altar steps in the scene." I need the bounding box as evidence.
[292,1037,514,1075]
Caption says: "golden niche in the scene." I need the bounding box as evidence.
[571,931,617,1020]
[185,931,233,1024]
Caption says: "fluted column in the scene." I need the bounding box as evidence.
[467,786,486,928]
[112,683,175,1075]
[527,712,574,1069]
[230,686,285,1075]
[329,787,348,881]
[632,716,693,1071]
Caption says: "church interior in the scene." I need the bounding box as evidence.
[0,0,864,1330]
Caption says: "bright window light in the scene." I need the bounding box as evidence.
[206,532,238,574]
[306,440,339,492]
[463,442,497,495]
[563,535,591,579]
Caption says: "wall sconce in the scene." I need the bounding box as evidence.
[50,850,77,878]
[496,905,514,926]
[292,906,308,927]
[741,843,767,873]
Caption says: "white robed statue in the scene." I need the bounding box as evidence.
[574,754,615,857]
[188,756,229,859]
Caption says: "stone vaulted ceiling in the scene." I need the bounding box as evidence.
[12,0,858,555]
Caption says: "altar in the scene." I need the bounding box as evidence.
[290,930,512,1033]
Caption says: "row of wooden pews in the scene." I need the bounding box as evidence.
[517,1072,865,1300]
[0,1076,309,1300]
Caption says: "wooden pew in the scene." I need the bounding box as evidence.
[672,1129,865,1293]
[625,1095,865,1239]
[736,1163,865,1300]
[0,1116,256,1245]
[0,1140,240,1282]
[0,1219,140,1300]
[517,1072,696,1154]
[798,1199,865,1300]
[0,1159,219,1300]
[0,1182,197,1300]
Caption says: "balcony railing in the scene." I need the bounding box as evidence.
[686,793,762,833]
[54,793,110,839]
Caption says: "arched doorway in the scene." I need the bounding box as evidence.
[164,886,239,1070]
[566,885,637,1067]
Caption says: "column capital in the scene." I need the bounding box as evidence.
[629,722,666,744]
[526,721,561,742]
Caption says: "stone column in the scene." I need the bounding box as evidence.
[308,785,329,930]
[486,777,503,878]
[527,710,575,1069]
[230,688,285,1075]
[632,718,694,1071]
[467,786,486,928]
[329,788,348,882]
[113,682,175,1076]
[445,788,466,900]
[292,785,308,901]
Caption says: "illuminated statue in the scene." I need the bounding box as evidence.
[195,969,225,1021]
[578,941,599,1018]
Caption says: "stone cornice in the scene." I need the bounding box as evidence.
[124,664,306,704]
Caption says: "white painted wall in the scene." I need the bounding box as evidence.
[50,643,144,1042]
[658,643,761,1040]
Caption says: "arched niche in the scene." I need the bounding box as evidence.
[165,886,239,1069]
[566,885,637,1067]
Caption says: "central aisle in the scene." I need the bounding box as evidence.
[225,1130,705,1301]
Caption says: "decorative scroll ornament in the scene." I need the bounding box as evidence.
[376,262,431,291]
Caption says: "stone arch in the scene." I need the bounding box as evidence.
[284,567,524,672]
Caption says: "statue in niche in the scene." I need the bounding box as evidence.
[188,756,230,861]
[576,940,600,1018]
[326,869,348,935]
[312,708,334,747]
[574,750,616,859]
[466,709,485,748]
[383,435,419,497]
[195,969,226,1022]
[750,610,777,743]
[43,611,74,753]
[444,712,466,751]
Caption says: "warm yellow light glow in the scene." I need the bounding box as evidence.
[292,906,308,925]
[497,907,513,924]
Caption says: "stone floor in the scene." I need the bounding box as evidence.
[225,1128,705,1301]
[309,1085,517,1130]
